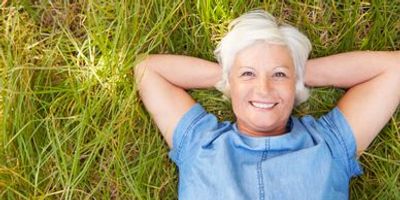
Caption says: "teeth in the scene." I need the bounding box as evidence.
[251,101,276,109]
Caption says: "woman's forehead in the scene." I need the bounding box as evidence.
[234,43,294,69]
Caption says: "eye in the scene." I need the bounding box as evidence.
[273,72,287,78]
[241,71,255,77]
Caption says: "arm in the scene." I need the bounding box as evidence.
[305,51,400,155]
[134,54,221,148]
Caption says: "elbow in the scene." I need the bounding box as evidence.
[383,51,400,78]
[396,51,400,72]
[394,64,400,76]
[391,51,400,72]
[390,52,400,77]
[134,55,153,86]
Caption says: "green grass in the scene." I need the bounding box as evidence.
[1,0,399,199]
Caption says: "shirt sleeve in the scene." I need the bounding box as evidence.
[168,103,220,165]
[317,107,363,177]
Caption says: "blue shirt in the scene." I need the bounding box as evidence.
[169,103,363,200]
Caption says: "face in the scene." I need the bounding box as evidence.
[229,42,296,137]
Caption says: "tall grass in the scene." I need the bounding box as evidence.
[1,0,399,199]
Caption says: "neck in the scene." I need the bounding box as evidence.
[236,120,290,137]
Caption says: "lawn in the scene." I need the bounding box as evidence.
[1,0,399,199]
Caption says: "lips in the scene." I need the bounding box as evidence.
[249,101,278,109]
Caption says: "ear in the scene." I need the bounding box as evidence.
[224,82,231,98]
[295,82,310,105]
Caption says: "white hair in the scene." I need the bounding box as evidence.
[214,10,312,105]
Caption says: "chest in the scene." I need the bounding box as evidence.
[178,142,349,200]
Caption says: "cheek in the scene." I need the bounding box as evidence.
[275,82,296,103]
[230,89,243,108]
[232,84,251,103]
[230,85,251,114]
[285,85,296,98]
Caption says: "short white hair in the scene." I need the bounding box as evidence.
[214,10,312,105]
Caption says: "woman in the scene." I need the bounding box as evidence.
[135,10,400,199]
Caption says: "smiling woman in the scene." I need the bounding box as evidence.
[214,11,311,105]
[2,0,400,199]
[229,43,296,137]
[135,10,400,200]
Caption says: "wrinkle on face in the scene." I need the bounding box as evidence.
[229,42,296,137]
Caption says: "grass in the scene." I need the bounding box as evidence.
[1,0,399,199]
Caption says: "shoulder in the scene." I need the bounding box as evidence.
[297,108,355,155]
[169,103,232,164]
[297,108,363,177]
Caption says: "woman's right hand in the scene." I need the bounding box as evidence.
[134,54,221,148]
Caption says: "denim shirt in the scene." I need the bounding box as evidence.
[169,103,363,200]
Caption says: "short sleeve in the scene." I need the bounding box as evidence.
[317,107,363,177]
[168,103,219,165]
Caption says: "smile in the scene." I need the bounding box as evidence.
[250,101,278,109]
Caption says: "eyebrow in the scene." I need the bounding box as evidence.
[239,66,254,70]
[273,65,290,70]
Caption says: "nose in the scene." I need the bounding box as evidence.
[255,78,272,96]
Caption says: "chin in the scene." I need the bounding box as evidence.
[251,114,282,125]
[250,114,287,130]
[253,123,280,133]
